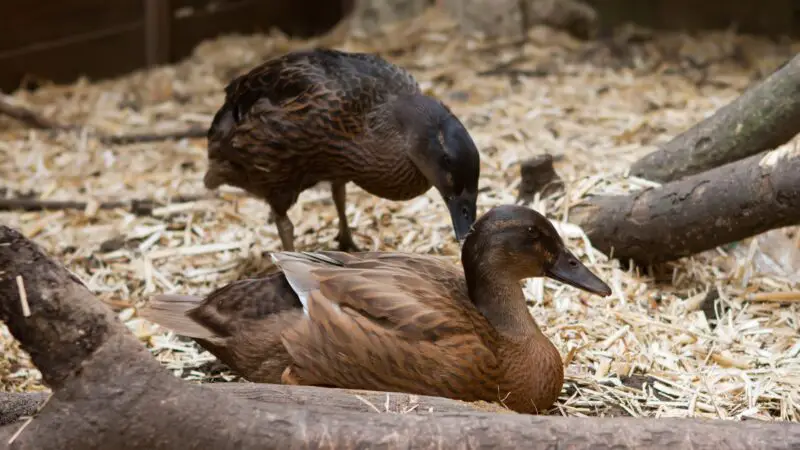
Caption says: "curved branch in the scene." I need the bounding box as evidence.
[573,146,800,265]
[630,53,800,182]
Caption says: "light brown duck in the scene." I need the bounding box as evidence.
[139,204,611,414]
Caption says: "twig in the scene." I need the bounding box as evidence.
[746,292,800,303]
[99,127,208,145]
[7,416,32,445]
[15,275,29,318]
[0,97,72,130]
[477,56,555,78]
[353,395,383,414]
[479,68,554,78]
[0,195,214,216]
[1,95,207,145]
[476,55,527,76]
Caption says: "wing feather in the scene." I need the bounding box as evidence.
[275,251,501,398]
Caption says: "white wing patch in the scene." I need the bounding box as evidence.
[271,252,344,316]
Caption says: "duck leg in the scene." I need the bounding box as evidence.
[274,212,295,251]
[331,182,361,252]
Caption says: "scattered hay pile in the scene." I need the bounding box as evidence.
[1,8,798,420]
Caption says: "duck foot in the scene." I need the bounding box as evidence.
[336,232,362,252]
[281,366,302,385]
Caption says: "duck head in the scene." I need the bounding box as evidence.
[461,204,612,297]
[391,94,480,241]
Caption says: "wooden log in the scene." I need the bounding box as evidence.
[630,53,800,183]
[1,225,800,449]
[0,383,507,426]
[572,145,800,266]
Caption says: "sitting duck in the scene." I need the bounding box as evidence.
[139,205,611,414]
[204,48,480,252]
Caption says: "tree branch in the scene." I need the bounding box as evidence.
[0,194,211,215]
[1,225,799,449]
[630,53,800,182]
[0,95,207,145]
[0,97,72,131]
[98,128,207,146]
[572,146,800,265]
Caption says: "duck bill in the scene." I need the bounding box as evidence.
[545,249,612,297]
[445,193,476,242]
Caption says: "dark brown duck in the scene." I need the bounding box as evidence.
[204,48,481,251]
[140,205,612,414]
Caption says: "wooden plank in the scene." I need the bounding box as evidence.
[0,25,145,93]
[169,0,272,63]
[169,0,348,63]
[0,0,142,52]
[586,0,796,37]
[145,0,172,66]
[0,0,348,92]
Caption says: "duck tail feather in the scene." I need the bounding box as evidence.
[138,294,220,341]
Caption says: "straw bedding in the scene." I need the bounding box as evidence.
[1,8,798,420]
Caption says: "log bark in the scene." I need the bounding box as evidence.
[207,383,510,414]
[572,145,800,265]
[98,127,207,146]
[630,53,800,183]
[0,393,48,425]
[0,383,507,427]
[1,225,800,449]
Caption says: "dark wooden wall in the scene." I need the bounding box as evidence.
[586,0,800,37]
[2,0,799,93]
[0,0,351,93]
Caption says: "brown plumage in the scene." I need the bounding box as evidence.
[139,204,612,414]
[204,48,481,251]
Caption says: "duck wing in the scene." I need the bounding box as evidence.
[208,49,420,160]
[271,251,500,398]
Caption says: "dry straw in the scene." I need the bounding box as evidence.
[0,7,798,420]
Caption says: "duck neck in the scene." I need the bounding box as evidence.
[351,96,433,200]
[349,143,429,200]
[464,265,541,337]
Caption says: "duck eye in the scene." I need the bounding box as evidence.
[569,258,579,267]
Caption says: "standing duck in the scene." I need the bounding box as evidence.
[140,205,611,414]
[204,48,480,251]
